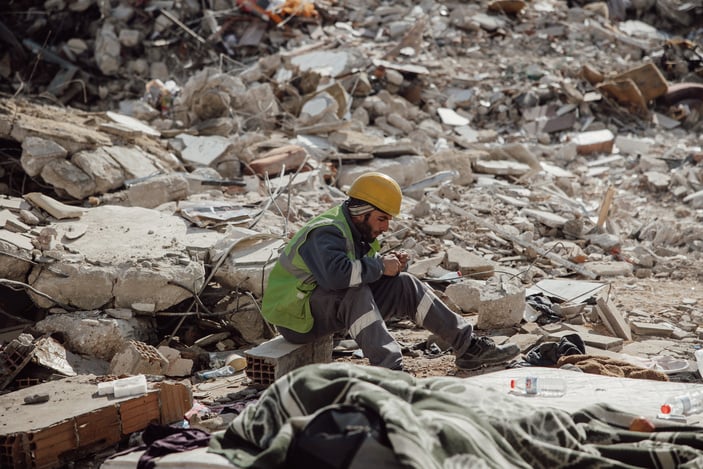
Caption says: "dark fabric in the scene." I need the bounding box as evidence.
[526,294,562,324]
[209,362,703,469]
[286,404,399,469]
[137,423,211,469]
[524,333,586,367]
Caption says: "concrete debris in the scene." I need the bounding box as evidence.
[0,0,703,466]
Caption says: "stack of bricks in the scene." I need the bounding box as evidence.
[0,334,35,391]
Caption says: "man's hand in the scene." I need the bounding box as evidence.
[390,250,409,271]
[381,255,402,276]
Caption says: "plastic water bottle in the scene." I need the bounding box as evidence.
[97,375,147,398]
[660,390,703,416]
[510,377,567,397]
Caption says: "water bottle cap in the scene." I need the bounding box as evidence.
[510,379,516,389]
[661,403,672,414]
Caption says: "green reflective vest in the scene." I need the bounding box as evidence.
[261,205,379,333]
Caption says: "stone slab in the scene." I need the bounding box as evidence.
[597,297,632,341]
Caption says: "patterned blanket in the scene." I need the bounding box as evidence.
[209,363,703,468]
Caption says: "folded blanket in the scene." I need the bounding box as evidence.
[209,362,703,468]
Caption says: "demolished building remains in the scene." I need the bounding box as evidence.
[1,0,703,467]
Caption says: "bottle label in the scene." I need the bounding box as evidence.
[525,377,538,395]
[681,396,692,414]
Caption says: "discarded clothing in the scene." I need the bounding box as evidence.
[526,294,562,324]
[556,354,670,382]
[523,333,586,367]
[209,362,703,468]
[137,423,211,469]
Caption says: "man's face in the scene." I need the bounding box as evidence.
[353,210,391,242]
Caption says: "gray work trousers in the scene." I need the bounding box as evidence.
[277,272,474,369]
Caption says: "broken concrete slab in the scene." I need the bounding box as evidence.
[547,326,624,351]
[20,136,69,177]
[33,311,155,361]
[526,279,608,305]
[473,159,532,176]
[210,231,286,297]
[0,236,32,280]
[105,111,161,138]
[443,246,495,280]
[521,208,569,229]
[328,129,386,153]
[247,144,309,178]
[40,158,96,200]
[336,154,429,188]
[426,149,475,186]
[445,277,525,330]
[24,192,87,219]
[26,205,210,310]
[71,147,126,194]
[630,321,675,337]
[0,98,113,154]
[586,261,635,278]
[407,254,444,278]
[597,296,633,341]
[172,133,237,169]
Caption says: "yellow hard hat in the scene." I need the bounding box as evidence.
[347,172,402,217]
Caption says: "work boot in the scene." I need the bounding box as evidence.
[455,336,520,370]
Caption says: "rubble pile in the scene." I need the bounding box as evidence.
[0,0,703,466]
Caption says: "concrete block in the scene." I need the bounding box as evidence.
[521,208,569,229]
[475,280,525,330]
[158,346,194,377]
[109,340,169,376]
[245,335,332,386]
[444,280,482,311]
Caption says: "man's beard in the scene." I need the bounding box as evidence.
[354,217,375,243]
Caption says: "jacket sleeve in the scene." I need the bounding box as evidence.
[299,225,383,290]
